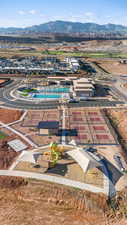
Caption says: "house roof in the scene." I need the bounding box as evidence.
[37,121,59,129]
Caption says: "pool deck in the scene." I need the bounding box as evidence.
[12,85,71,101]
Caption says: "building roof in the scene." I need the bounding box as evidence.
[37,121,59,129]
[73,78,90,84]
[73,78,94,92]
[8,139,27,152]
[75,88,93,92]
[67,148,102,173]
[74,83,94,88]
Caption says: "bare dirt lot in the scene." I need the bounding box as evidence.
[0,108,23,123]
[106,108,127,143]
[90,59,127,75]
[0,176,127,225]
[0,177,108,225]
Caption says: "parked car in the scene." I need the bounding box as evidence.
[79,97,88,101]
[68,98,79,103]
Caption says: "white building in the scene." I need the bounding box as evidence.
[65,57,80,72]
[73,78,95,97]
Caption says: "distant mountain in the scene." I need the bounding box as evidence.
[25,21,127,34]
[1,21,127,34]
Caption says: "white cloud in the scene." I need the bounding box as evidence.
[29,10,37,15]
[85,12,94,17]
[18,9,37,16]
[18,10,26,15]
[84,12,96,22]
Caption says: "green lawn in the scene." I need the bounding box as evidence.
[0,131,7,140]
[41,50,127,58]
[22,88,37,93]
[1,48,127,59]
[21,93,29,97]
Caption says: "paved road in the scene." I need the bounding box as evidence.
[111,75,127,102]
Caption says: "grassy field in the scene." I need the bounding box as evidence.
[0,131,7,139]
[41,50,127,58]
[0,48,127,58]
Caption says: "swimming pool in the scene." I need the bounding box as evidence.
[38,87,69,93]
[32,86,70,99]
[18,85,70,100]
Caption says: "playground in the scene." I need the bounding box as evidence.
[15,143,104,188]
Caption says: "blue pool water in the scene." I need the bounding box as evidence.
[33,94,61,99]
[32,86,70,99]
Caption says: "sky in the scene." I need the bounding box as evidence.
[1,0,127,27]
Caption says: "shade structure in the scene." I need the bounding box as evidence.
[67,148,102,173]
[19,151,41,164]
[37,121,59,129]
[8,139,27,152]
[69,139,77,146]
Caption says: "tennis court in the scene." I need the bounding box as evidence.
[22,110,59,127]
[75,134,93,144]
[68,108,117,145]
[88,117,105,123]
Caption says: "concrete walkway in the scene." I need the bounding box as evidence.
[0,121,37,148]
[0,170,109,195]
[61,106,66,145]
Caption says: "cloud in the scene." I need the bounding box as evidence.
[85,12,94,17]
[18,10,37,16]
[18,10,26,15]
[84,12,96,22]
[29,10,37,15]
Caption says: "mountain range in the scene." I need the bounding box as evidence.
[0,21,127,34]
